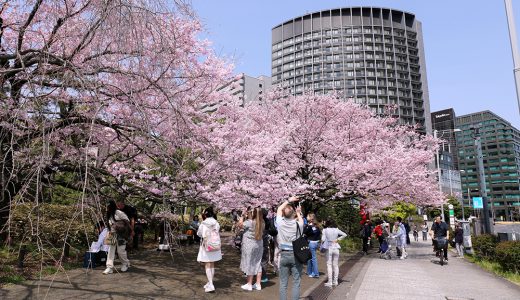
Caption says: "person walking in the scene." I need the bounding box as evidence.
[421,222,428,241]
[103,201,131,274]
[321,218,347,287]
[454,223,464,258]
[239,207,265,291]
[276,196,304,300]
[197,207,222,293]
[413,225,419,242]
[394,217,407,260]
[304,213,321,278]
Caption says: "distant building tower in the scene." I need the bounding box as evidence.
[208,73,272,112]
[432,108,462,199]
[271,7,431,133]
[456,110,520,221]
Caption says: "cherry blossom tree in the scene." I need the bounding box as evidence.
[204,92,442,211]
[0,0,232,238]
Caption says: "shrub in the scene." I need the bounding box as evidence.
[494,241,520,273]
[472,234,499,260]
[338,237,362,253]
[10,204,95,249]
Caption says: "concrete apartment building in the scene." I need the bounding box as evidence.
[455,110,520,221]
[271,7,431,133]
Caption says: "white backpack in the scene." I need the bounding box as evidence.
[203,224,221,252]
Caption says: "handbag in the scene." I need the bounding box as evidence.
[292,223,312,263]
[103,231,117,246]
[319,241,329,253]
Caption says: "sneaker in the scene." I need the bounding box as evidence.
[252,284,261,291]
[204,283,209,289]
[102,268,113,275]
[312,275,320,278]
[120,265,129,272]
[241,284,253,291]
[261,277,268,283]
[333,281,339,286]
[324,282,333,287]
[205,284,215,293]
[400,256,405,260]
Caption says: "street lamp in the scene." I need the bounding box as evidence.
[433,128,461,222]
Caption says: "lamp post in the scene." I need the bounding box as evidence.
[471,125,491,234]
[433,128,461,222]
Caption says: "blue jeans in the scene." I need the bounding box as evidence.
[307,241,319,277]
[279,251,303,300]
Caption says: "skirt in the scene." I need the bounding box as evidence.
[240,237,263,275]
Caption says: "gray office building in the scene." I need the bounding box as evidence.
[456,111,520,221]
[272,7,431,133]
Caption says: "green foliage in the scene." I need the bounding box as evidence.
[10,204,95,248]
[494,241,520,273]
[466,254,520,285]
[1,273,25,285]
[315,200,361,237]
[217,215,233,232]
[472,234,499,260]
[381,202,416,220]
[338,237,363,253]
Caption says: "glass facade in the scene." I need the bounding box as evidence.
[455,111,520,221]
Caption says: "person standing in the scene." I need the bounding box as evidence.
[321,218,347,287]
[421,222,428,241]
[361,220,372,255]
[239,207,265,291]
[276,196,304,300]
[404,221,411,245]
[115,199,137,250]
[304,213,321,278]
[372,220,384,253]
[454,223,464,258]
[103,201,131,274]
[394,217,407,260]
[197,207,222,293]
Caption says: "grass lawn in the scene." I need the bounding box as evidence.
[464,254,520,286]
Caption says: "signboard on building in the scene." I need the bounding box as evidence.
[473,197,483,209]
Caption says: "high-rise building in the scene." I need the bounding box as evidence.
[271,7,431,133]
[431,108,462,199]
[455,110,520,221]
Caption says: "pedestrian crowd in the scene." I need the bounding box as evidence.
[86,195,465,300]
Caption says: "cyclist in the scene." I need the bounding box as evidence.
[429,216,449,262]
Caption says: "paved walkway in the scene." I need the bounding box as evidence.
[0,233,332,300]
[328,238,520,300]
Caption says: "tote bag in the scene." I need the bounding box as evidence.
[292,223,312,263]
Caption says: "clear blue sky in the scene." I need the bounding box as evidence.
[193,0,520,128]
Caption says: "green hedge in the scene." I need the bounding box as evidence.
[494,241,520,273]
[338,237,362,253]
[472,234,499,260]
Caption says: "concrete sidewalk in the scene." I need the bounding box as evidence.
[327,238,520,300]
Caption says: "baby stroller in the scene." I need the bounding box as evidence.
[380,235,396,259]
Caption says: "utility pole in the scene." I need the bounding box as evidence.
[505,0,520,114]
[472,125,491,234]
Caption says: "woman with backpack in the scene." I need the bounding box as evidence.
[238,207,265,291]
[103,200,131,275]
[321,218,347,287]
[197,207,222,293]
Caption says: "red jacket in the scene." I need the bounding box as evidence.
[373,225,383,237]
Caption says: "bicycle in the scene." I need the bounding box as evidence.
[433,237,448,266]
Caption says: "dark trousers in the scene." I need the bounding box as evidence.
[433,239,448,259]
[362,237,369,253]
[377,236,384,252]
